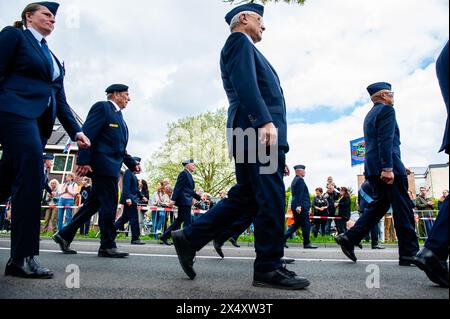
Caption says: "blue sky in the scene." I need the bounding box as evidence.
[1,0,449,192]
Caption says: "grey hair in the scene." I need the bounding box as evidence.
[229,11,256,32]
[106,93,113,100]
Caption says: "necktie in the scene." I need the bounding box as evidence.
[40,38,55,80]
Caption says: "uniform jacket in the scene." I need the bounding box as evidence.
[363,103,406,177]
[120,169,141,205]
[171,170,201,207]
[220,32,288,154]
[436,41,449,154]
[290,176,310,214]
[0,26,80,140]
[77,101,136,177]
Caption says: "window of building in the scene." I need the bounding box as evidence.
[51,154,75,174]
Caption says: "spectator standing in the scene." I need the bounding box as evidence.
[438,190,448,211]
[324,184,340,235]
[42,179,59,233]
[152,182,170,240]
[384,206,396,242]
[416,187,435,236]
[335,187,351,235]
[312,188,328,237]
[137,179,149,236]
[57,173,78,231]
[78,177,92,236]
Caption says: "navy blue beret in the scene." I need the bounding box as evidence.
[43,153,54,161]
[105,84,129,94]
[225,3,264,25]
[36,2,60,16]
[367,82,392,96]
[294,165,306,170]
[182,159,195,166]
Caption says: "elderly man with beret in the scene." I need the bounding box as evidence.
[336,82,419,266]
[53,84,141,258]
[171,4,310,290]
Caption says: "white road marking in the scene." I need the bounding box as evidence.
[0,247,398,263]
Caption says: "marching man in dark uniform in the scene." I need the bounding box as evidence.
[42,153,54,195]
[114,156,146,245]
[412,41,449,288]
[171,4,309,290]
[0,2,90,279]
[53,84,140,258]
[336,82,419,266]
[284,165,317,249]
[159,159,201,246]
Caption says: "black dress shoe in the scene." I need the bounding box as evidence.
[413,247,449,288]
[131,240,146,245]
[335,234,357,262]
[399,256,417,267]
[213,240,224,259]
[304,244,318,249]
[159,238,173,246]
[372,245,385,250]
[172,230,196,280]
[229,238,240,248]
[98,248,129,258]
[52,233,77,254]
[284,243,289,249]
[281,258,295,264]
[5,257,53,279]
[253,265,310,290]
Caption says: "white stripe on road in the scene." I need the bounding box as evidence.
[0,247,398,263]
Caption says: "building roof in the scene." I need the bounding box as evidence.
[46,109,84,150]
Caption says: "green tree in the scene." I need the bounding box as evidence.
[145,108,236,196]
[224,0,305,5]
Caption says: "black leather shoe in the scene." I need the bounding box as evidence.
[253,265,310,290]
[413,247,449,288]
[159,238,173,246]
[229,238,240,248]
[98,248,129,258]
[52,233,77,254]
[304,244,318,249]
[281,258,295,264]
[131,240,146,245]
[399,256,417,267]
[372,245,385,250]
[5,257,53,279]
[335,234,357,262]
[172,230,196,280]
[213,240,224,259]
[284,243,289,249]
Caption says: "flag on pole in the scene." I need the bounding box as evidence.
[350,137,365,167]
[63,139,73,154]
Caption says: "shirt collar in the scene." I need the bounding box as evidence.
[28,26,45,44]
[109,100,122,112]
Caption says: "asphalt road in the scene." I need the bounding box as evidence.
[0,237,448,300]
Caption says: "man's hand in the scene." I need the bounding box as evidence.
[134,165,142,174]
[168,201,175,208]
[76,165,93,177]
[259,122,278,146]
[126,199,132,206]
[381,171,395,185]
[296,207,302,213]
[284,165,290,177]
[76,133,91,149]
[406,167,412,175]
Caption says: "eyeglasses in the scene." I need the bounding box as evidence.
[245,13,264,25]
[384,92,395,97]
